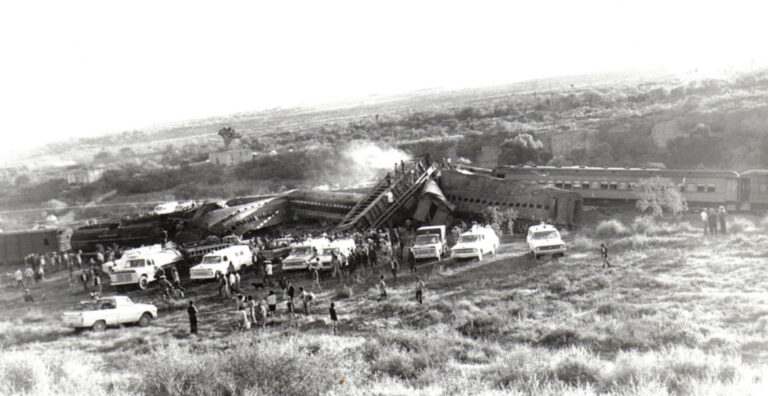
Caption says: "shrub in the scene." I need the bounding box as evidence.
[728,217,755,233]
[596,219,630,238]
[571,235,597,251]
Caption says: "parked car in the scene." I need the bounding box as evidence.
[189,245,253,280]
[61,296,157,331]
[411,225,448,260]
[450,225,499,261]
[526,224,566,259]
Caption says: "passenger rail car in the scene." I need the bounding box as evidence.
[491,166,741,210]
[440,169,583,230]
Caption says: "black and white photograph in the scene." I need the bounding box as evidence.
[2,1,768,395]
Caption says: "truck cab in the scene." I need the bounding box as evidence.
[318,238,355,270]
[450,225,499,261]
[411,225,448,260]
[109,248,184,289]
[526,224,566,259]
[282,238,329,271]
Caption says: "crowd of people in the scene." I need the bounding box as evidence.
[700,206,729,235]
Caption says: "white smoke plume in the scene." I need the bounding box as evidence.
[315,141,411,190]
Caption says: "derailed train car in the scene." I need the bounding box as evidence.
[0,228,72,265]
[439,168,582,230]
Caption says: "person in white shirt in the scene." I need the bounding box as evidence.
[700,209,708,235]
[14,268,24,288]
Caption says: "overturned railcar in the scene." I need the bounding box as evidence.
[439,168,583,230]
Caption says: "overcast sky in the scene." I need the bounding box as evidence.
[0,0,766,156]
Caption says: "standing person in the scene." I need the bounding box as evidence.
[255,299,267,330]
[285,281,295,316]
[377,275,387,301]
[329,302,338,335]
[247,295,257,323]
[75,250,83,269]
[171,267,185,292]
[299,287,314,315]
[407,249,416,273]
[237,308,251,331]
[717,206,728,234]
[79,269,90,293]
[389,255,399,282]
[234,271,242,291]
[187,301,198,335]
[600,243,611,268]
[708,208,717,235]
[414,276,425,305]
[24,266,35,286]
[266,290,277,316]
[217,272,229,298]
[700,209,708,235]
[264,261,274,287]
[14,267,24,288]
[309,257,322,291]
[93,271,102,297]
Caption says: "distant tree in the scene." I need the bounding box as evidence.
[218,127,242,149]
[483,206,518,235]
[118,147,136,157]
[634,177,688,217]
[14,174,30,187]
[498,133,545,165]
[93,150,112,163]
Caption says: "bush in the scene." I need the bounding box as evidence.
[596,219,630,238]
[728,217,755,233]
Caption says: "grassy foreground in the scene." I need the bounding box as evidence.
[1,215,768,395]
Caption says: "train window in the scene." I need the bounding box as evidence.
[630,182,639,190]
[707,185,716,193]
[600,183,609,190]
[583,182,591,189]
[563,183,572,189]
[572,181,580,189]
[544,205,550,209]
[591,182,600,189]
[555,182,563,188]
[686,184,696,192]
[43,238,49,246]
[697,184,706,192]
[618,182,628,190]
[609,183,618,190]
[536,204,542,209]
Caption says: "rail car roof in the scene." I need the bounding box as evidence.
[740,170,768,176]
[493,165,739,178]
[0,227,64,236]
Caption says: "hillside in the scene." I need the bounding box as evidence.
[2,214,768,395]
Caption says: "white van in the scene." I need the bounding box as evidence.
[450,226,499,261]
[526,224,566,259]
[318,238,356,270]
[189,245,253,280]
[411,225,448,260]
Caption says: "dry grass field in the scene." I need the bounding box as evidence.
[2,215,768,395]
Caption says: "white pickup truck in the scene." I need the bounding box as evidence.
[109,247,185,289]
[61,296,158,331]
[411,225,448,260]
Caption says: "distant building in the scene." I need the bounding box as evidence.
[66,169,104,185]
[209,149,254,166]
